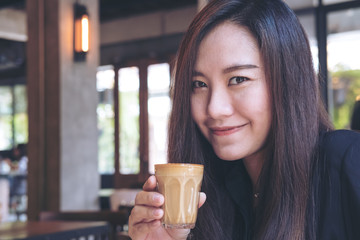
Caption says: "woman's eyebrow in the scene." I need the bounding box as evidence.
[192,64,259,77]
[192,70,205,77]
[223,64,259,74]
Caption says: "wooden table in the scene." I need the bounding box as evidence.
[0,221,111,240]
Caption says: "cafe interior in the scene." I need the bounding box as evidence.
[0,0,359,239]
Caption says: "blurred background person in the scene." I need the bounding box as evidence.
[3,143,27,218]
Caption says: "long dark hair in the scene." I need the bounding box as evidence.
[168,0,333,239]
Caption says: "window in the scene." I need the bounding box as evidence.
[118,66,140,174]
[97,60,172,187]
[0,86,13,149]
[97,66,115,174]
[327,8,360,129]
[285,0,317,10]
[147,63,171,174]
[0,85,28,151]
[323,0,353,5]
[298,13,318,72]
[290,0,360,130]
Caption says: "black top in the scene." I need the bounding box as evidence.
[223,130,360,239]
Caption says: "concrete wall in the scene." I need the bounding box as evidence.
[59,0,100,210]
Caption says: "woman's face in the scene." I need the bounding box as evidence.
[191,22,272,162]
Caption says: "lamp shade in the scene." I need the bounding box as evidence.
[74,3,89,61]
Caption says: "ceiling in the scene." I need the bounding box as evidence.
[0,0,24,10]
[100,0,197,22]
[0,0,197,22]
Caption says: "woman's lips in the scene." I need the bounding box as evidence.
[210,125,244,136]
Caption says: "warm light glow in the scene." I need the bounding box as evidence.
[74,4,89,61]
[81,15,89,52]
[74,17,82,53]
[75,14,89,53]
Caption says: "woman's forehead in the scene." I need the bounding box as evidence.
[195,22,263,70]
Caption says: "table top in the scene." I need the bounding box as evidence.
[0,221,110,240]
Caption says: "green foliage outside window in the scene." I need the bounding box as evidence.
[0,85,28,150]
[14,85,28,145]
[98,103,115,173]
[119,91,140,174]
[330,68,360,129]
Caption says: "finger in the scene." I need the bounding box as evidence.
[128,218,162,239]
[129,205,164,223]
[198,192,206,208]
[135,191,164,207]
[143,175,157,191]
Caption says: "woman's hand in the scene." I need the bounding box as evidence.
[128,175,206,240]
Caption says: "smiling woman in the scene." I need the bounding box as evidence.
[128,0,360,239]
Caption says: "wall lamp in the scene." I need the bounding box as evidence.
[74,3,89,62]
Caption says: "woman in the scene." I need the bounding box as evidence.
[129,0,360,239]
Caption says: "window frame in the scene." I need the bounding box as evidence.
[112,57,174,188]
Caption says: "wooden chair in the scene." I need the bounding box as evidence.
[39,210,131,240]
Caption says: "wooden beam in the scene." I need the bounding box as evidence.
[26,0,60,220]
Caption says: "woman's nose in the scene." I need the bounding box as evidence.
[207,88,234,119]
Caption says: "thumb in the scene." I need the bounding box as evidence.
[198,192,206,208]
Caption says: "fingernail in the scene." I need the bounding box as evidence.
[153,209,162,217]
[153,194,163,203]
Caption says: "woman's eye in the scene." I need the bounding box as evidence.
[192,80,207,89]
[228,76,249,85]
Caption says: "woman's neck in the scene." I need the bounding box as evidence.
[243,152,265,192]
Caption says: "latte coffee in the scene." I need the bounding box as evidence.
[155,163,204,229]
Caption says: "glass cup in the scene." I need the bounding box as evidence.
[155,163,204,229]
